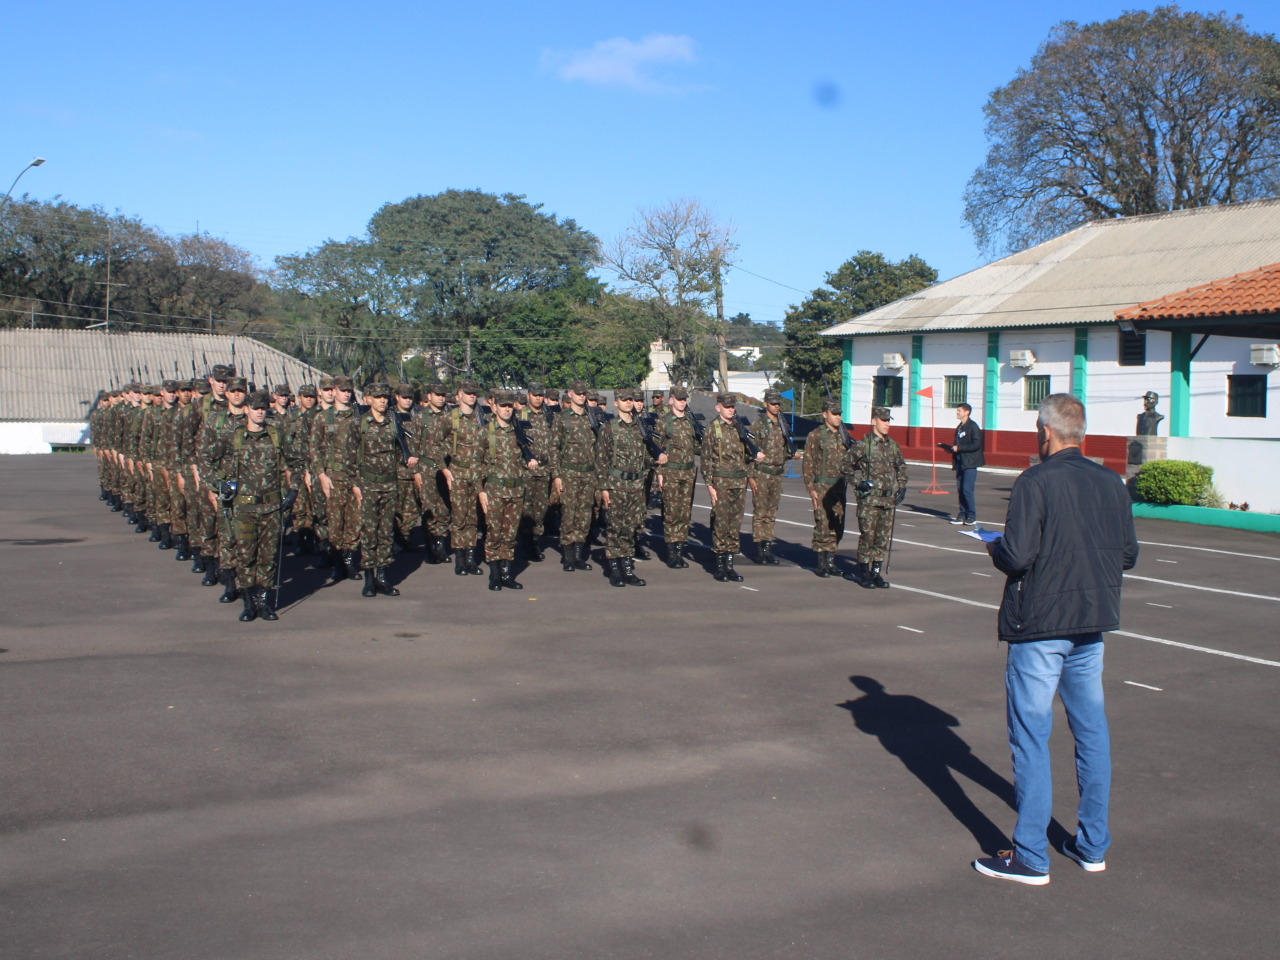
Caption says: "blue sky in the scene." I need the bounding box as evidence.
[8,1,1280,326]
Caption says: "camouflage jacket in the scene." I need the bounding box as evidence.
[751,413,792,475]
[597,416,649,492]
[802,423,851,488]
[152,403,183,469]
[701,417,753,482]
[351,413,401,488]
[552,408,598,481]
[215,424,288,510]
[121,403,145,460]
[849,433,908,507]
[480,420,528,499]
[280,407,314,475]
[198,407,248,491]
[516,405,555,476]
[310,407,359,481]
[412,405,450,466]
[655,410,700,472]
[443,406,485,481]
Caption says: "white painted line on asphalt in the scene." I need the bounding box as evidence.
[898,626,924,633]
[1123,574,1280,603]
[1133,540,1280,562]
[1146,602,1173,608]
[1124,681,1164,691]
[894,537,987,556]
[972,572,993,577]
[740,586,760,592]
[891,583,1280,668]
[1157,559,1177,564]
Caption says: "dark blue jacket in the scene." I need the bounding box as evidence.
[952,419,985,470]
[991,447,1138,642]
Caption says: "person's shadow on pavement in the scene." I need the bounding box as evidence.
[837,675,1032,855]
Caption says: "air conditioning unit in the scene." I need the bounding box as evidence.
[882,352,905,370]
[1009,349,1037,369]
[1250,343,1280,367]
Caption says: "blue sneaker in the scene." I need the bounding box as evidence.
[973,850,1050,885]
[1061,838,1106,872]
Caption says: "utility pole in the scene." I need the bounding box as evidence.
[714,262,729,393]
[94,225,127,329]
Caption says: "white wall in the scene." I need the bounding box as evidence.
[1167,437,1280,513]
[1184,338,1279,439]
[0,422,88,454]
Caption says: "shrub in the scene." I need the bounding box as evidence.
[1134,460,1214,506]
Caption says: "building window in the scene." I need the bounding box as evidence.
[1023,375,1051,410]
[944,375,968,407]
[873,375,903,407]
[1227,375,1268,418]
[1118,330,1147,366]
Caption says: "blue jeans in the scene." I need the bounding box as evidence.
[956,467,977,521]
[1006,635,1110,873]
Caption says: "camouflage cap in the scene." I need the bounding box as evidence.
[544,389,560,402]
[871,405,893,421]
[565,380,588,395]
[394,382,416,399]
[270,383,291,397]
[650,389,665,399]
[162,379,180,393]
[210,364,235,381]
[669,385,689,400]
[318,376,336,390]
[247,390,271,410]
[331,375,354,391]
[226,376,248,393]
[142,384,158,395]
[525,382,545,397]
[298,384,318,398]
[615,386,642,401]
[716,392,739,407]
[763,389,783,404]
[456,379,481,395]
[363,381,392,399]
[426,380,448,395]
[493,389,517,406]
[194,379,211,395]
[821,396,841,414]
[178,379,194,391]
[585,387,601,402]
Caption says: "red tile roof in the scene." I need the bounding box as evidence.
[1117,261,1280,320]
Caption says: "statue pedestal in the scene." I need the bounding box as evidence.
[1126,435,1167,476]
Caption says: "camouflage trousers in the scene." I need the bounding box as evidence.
[310,477,328,542]
[292,478,315,533]
[856,502,895,563]
[708,478,748,554]
[417,465,451,538]
[449,477,481,549]
[522,474,551,537]
[232,503,281,589]
[147,468,171,524]
[325,481,361,551]
[750,472,784,542]
[196,487,219,558]
[167,470,188,534]
[484,491,523,561]
[359,483,396,568]
[604,485,645,560]
[395,475,420,536]
[810,480,846,553]
[127,464,147,510]
[558,470,596,545]
[659,468,696,544]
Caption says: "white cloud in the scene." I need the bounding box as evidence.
[545,34,698,93]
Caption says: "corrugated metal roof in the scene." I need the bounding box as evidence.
[1117,261,1280,320]
[0,330,325,423]
[821,199,1280,337]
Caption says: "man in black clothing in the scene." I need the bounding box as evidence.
[946,403,984,524]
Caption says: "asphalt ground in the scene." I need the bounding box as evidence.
[2,454,1278,960]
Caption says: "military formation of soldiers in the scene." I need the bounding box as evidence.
[88,365,909,621]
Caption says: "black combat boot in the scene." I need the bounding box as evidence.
[465,546,485,575]
[254,587,278,620]
[297,529,315,555]
[573,544,592,572]
[148,519,162,542]
[522,532,544,562]
[488,563,503,591]
[393,529,415,553]
[870,562,890,588]
[110,494,123,512]
[561,543,576,571]
[498,560,523,590]
[859,561,879,589]
[239,591,257,622]
[362,569,377,598]
[313,540,332,567]
[622,557,646,587]
[157,523,173,550]
[713,553,731,582]
[760,541,780,565]
[664,542,688,569]
[843,562,868,586]
[633,536,651,561]
[122,502,135,523]
[455,549,469,576]
[135,512,150,534]
[374,568,400,596]
[201,557,220,586]
[607,558,627,587]
[219,568,240,603]
[344,550,361,581]
[723,554,744,582]
[428,536,448,565]
[814,553,832,578]
[99,486,109,501]
[174,533,191,561]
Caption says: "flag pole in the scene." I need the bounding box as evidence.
[916,385,947,495]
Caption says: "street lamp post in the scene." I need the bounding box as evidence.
[3,157,46,203]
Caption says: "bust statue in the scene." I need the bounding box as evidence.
[1135,391,1164,436]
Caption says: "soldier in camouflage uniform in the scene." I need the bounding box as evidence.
[517,383,555,562]
[352,381,402,597]
[411,381,452,564]
[802,397,851,578]
[849,406,908,589]
[308,376,336,559]
[390,383,422,553]
[551,381,599,572]
[441,379,486,576]
[654,385,700,568]
[311,375,363,581]
[597,386,659,586]
[187,364,234,579]
[749,388,794,566]
[480,390,541,590]
[212,391,296,621]
[702,393,765,582]
[166,380,194,559]
[283,383,319,557]
[146,380,181,550]
[199,376,249,602]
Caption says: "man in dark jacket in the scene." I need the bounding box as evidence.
[946,402,984,524]
[972,394,1138,886]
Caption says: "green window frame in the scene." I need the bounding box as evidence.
[944,375,968,408]
[1227,375,1267,418]
[1023,375,1051,411]
[873,375,904,408]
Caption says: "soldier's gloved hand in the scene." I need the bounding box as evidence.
[894,486,907,505]
[280,488,298,512]
[856,480,874,495]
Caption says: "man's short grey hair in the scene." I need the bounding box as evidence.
[1037,393,1086,445]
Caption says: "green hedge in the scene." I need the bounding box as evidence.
[1133,460,1214,506]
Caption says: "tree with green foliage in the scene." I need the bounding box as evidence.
[965,7,1280,255]
[783,251,937,400]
